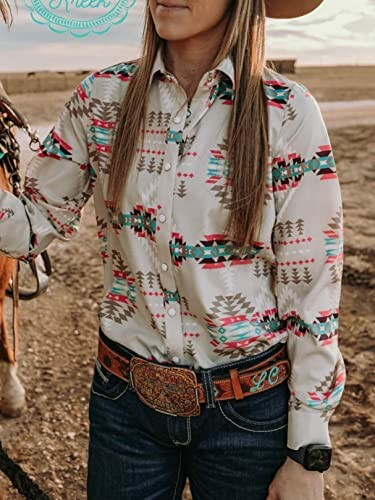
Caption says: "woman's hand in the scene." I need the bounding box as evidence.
[266,456,325,500]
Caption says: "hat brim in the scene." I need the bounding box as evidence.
[265,0,324,19]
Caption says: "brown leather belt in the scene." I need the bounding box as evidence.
[97,337,290,417]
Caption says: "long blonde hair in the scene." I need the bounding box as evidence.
[108,0,269,250]
[0,0,13,26]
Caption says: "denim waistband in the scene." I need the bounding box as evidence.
[98,326,287,381]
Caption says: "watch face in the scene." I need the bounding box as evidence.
[306,445,332,471]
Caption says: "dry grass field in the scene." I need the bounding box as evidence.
[284,64,375,101]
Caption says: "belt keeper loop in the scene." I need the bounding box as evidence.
[129,367,134,391]
[229,369,245,400]
[128,359,136,392]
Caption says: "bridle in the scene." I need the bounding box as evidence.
[0,93,52,361]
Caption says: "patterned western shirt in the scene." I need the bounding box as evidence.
[0,47,346,450]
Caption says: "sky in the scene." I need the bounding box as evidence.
[0,0,374,72]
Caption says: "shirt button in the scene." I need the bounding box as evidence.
[172,356,180,364]
[168,307,176,317]
[158,214,166,223]
[164,162,171,171]
[161,263,168,272]
[173,116,182,124]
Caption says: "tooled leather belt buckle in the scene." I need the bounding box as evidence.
[130,357,201,417]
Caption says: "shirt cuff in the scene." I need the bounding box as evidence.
[287,409,332,450]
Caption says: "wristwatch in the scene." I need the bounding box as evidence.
[286,444,332,472]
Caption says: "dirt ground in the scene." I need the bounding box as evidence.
[0,68,374,499]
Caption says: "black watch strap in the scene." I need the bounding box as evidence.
[287,446,306,464]
[287,444,332,472]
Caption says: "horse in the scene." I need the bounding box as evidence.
[0,0,52,419]
[0,81,27,418]
[0,1,56,493]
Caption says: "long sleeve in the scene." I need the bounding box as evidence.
[271,81,346,450]
[0,72,97,262]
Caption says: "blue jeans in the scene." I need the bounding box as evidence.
[87,334,290,500]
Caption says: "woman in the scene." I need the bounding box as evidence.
[0,0,346,498]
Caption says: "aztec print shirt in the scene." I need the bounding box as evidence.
[0,47,346,451]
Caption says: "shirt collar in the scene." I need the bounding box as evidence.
[150,45,236,91]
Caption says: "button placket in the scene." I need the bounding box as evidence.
[156,80,192,361]
[182,82,218,134]
[164,305,184,360]
[153,111,186,360]
[168,307,177,317]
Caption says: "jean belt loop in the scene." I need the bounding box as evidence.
[201,369,216,409]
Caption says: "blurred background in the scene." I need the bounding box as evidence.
[1,0,375,69]
[0,0,374,498]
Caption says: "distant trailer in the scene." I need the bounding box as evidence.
[267,59,296,74]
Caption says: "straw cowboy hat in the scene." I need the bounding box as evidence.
[266,0,324,18]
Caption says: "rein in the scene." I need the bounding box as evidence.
[0,93,52,362]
